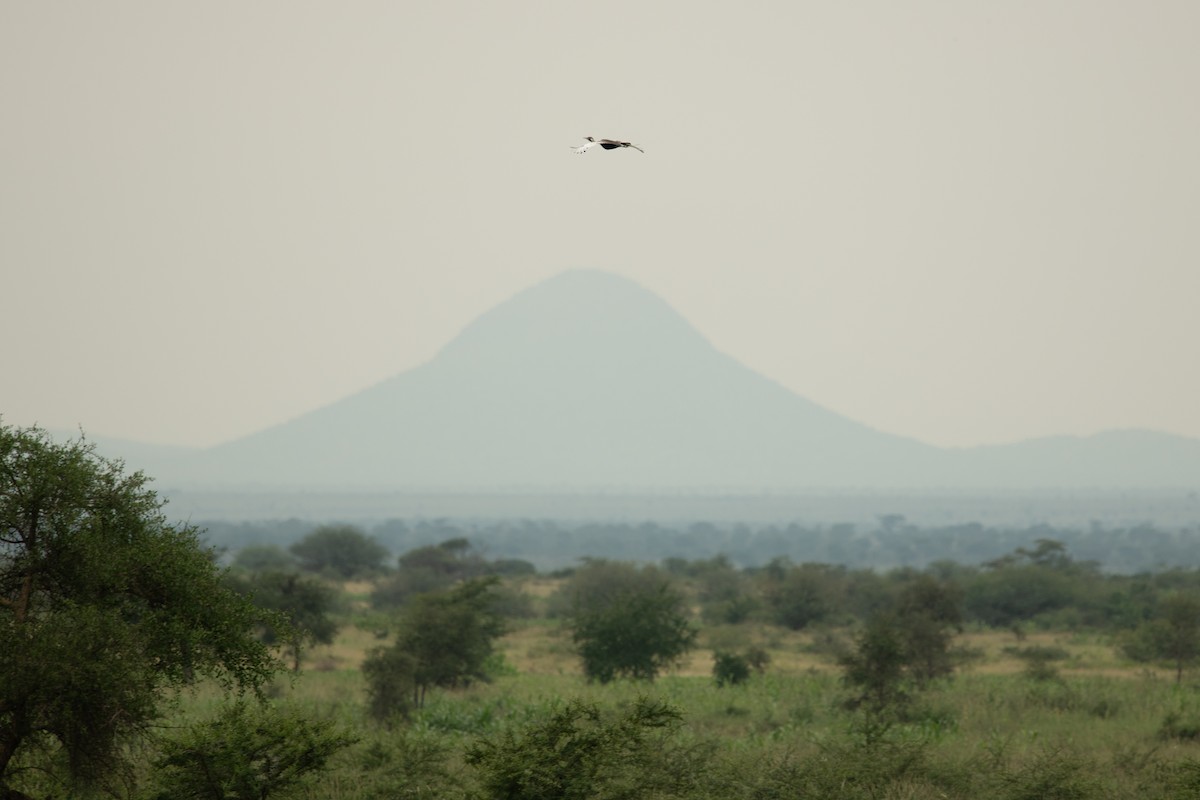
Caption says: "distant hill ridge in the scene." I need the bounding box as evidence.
[92,270,1200,489]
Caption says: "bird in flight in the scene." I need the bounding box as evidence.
[572,136,644,154]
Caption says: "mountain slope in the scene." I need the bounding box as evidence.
[144,270,1198,490]
[169,271,945,487]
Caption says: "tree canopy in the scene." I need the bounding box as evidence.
[363,576,506,719]
[0,424,283,796]
[570,578,697,683]
[290,524,389,579]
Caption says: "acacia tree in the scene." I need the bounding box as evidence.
[1122,593,1200,683]
[894,576,963,687]
[227,570,339,671]
[0,425,282,797]
[290,524,389,579]
[363,577,505,719]
[571,583,697,683]
[465,697,688,800]
[150,701,355,800]
[838,614,911,744]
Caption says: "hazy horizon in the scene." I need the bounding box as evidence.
[4,2,1198,450]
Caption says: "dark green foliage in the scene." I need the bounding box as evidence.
[1006,645,1070,682]
[746,736,933,800]
[485,582,537,620]
[0,424,282,795]
[464,697,697,800]
[372,566,451,609]
[548,558,670,619]
[364,577,506,718]
[227,570,339,670]
[353,730,455,800]
[570,581,697,683]
[895,575,964,687]
[289,524,389,579]
[397,537,481,575]
[989,746,1099,800]
[744,645,771,673]
[231,544,296,573]
[671,555,760,625]
[362,645,420,723]
[762,561,842,630]
[1120,593,1200,683]
[838,582,963,739]
[1158,711,1200,742]
[712,651,752,687]
[965,541,1099,628]
[1156,759,1200,800]
[839,615,912,740]
[150,701,355,800]
[374,539,536,610]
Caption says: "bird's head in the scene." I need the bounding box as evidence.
[584,136,595,141]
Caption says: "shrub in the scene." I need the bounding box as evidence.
[290,524,389,579]
[149,701,356,800]
[364,578,505,716]
[713,651,752,687]
[465,697,702,800]
[571,584,696,683]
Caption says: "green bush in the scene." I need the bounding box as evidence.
[571,584,696,683]
[712,651,752,687]
[464,697,705,800]
[149,701,355,800]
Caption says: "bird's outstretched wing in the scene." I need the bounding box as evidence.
[571,138,643,154]
[597,139,645,153]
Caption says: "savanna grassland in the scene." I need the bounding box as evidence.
[11,427,1200,800]
[165,569,1200,800]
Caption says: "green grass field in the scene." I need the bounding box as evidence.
[149,613,1200,800]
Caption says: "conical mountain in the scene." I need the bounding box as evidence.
[178,270,947,488]
[152,270,1200,490]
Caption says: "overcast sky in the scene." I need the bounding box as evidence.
[3,1,1198,450]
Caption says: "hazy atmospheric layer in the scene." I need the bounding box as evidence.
[3,2,1198,449]
[100,270,1200,492]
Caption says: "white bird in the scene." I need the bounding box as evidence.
[571,136,645,154]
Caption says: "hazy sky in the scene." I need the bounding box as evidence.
[3,1,1198,450]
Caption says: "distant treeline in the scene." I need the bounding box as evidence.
[196,516,1200,574]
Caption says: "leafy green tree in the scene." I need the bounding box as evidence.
[362,646,420,723]
[363,577,505,717]
[371,565,450,610]
[465,697,694,800]
[232,544,296,573]
[0,425,281,797]
[547,558,670,619]
[712,651,752,687]
[894,575,963,687]
[965,539,1095,627]
[150,701,355,800]
[685,555,758,625]
[289,524,388,579]
[374,538,505,610]
[838,580,963,742]
[1122,593,1200,683]
[397,537,483,576]
[762,562,844,630]
[228,571,339,671]
[571,583,697,683]
[838,615,910,743]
